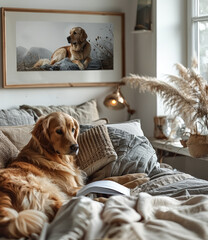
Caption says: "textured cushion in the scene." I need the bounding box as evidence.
[0,131,19,168]
[0,125,33,150]
[20,99,99,124]
[0,109,36,126]
[107,127,158,176]
[76,125,117,176]
[107,119,144,136]
[80,127,159,181]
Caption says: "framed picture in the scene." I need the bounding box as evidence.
[2,8,125,88]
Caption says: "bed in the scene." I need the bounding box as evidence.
[36,124,208,240]
[0,100,208,240]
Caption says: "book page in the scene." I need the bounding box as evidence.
[77,180,130,197]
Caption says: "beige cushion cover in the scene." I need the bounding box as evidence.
[0,125,33,150]
[20,99,99,124]
[76,125,117,176]
[0,131,19,168]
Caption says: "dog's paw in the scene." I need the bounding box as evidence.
[78,63,85,70]
[93,197,107,203]
[83,63,89,69]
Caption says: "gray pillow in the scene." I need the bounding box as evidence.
[80,125,159,182]
[20,99,99,124]
[0,109,36,126]
[107,127,158,176]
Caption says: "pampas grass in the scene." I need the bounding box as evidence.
[122,62,208,134]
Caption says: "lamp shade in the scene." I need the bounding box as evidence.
[103,87,125,110]
[104,86,136,120]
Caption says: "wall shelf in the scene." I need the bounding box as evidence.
[132,30,152,34]
[149,138,208,161]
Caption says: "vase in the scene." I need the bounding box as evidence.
[186,134,208,158]
[162,116,185,141]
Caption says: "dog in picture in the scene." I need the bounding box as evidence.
[34,27,91,70]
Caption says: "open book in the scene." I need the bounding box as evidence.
[76,180,130,197]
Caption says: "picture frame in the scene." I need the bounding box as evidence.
[1,8,125,88]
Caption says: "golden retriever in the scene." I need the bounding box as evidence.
[0,112,149,238]
[0,112,84,238]
[34,27,91,70]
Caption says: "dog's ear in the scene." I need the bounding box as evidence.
[73,118,79,140]
[80,29,87,42]
[32,116,53,151]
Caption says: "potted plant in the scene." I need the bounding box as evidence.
[123,60,208,158]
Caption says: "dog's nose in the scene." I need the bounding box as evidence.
[67,36,71,43]
[70,144,79,154]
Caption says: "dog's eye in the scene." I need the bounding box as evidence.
[72,128,75,133]
[56,129,63,135]
[74,31,76,35]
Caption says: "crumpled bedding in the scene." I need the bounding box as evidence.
[88,127,160,182]
[1,126,208,240]
[39,193,208,240]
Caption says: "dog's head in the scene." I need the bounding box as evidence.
[32,112,79,156]
[67,27,88,46]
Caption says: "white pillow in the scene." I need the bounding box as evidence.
[107,119,144,137]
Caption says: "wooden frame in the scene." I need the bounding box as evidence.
[2,8,125,88]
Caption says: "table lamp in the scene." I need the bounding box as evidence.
[103,86,135,119]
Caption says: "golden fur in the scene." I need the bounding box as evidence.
[34,27,91,70]
[0,112,84,238]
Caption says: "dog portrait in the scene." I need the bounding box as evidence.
[16,21,114,72]
[34,27,91,70]
[51,27,91,69]
[3,9,124,87]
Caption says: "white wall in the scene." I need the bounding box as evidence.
[0,0,188,134]
[0,0,136,123]
[133,0,157,137]
[133,0,187,137]
[156,0,187,116]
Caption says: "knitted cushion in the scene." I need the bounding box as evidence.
[0,131,19,168]
[76,125,117,176]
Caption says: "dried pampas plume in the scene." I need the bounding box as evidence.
[122,61,208,134]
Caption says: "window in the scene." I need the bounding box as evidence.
[189,0,208,80]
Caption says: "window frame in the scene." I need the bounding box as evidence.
[188,0,208,75]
